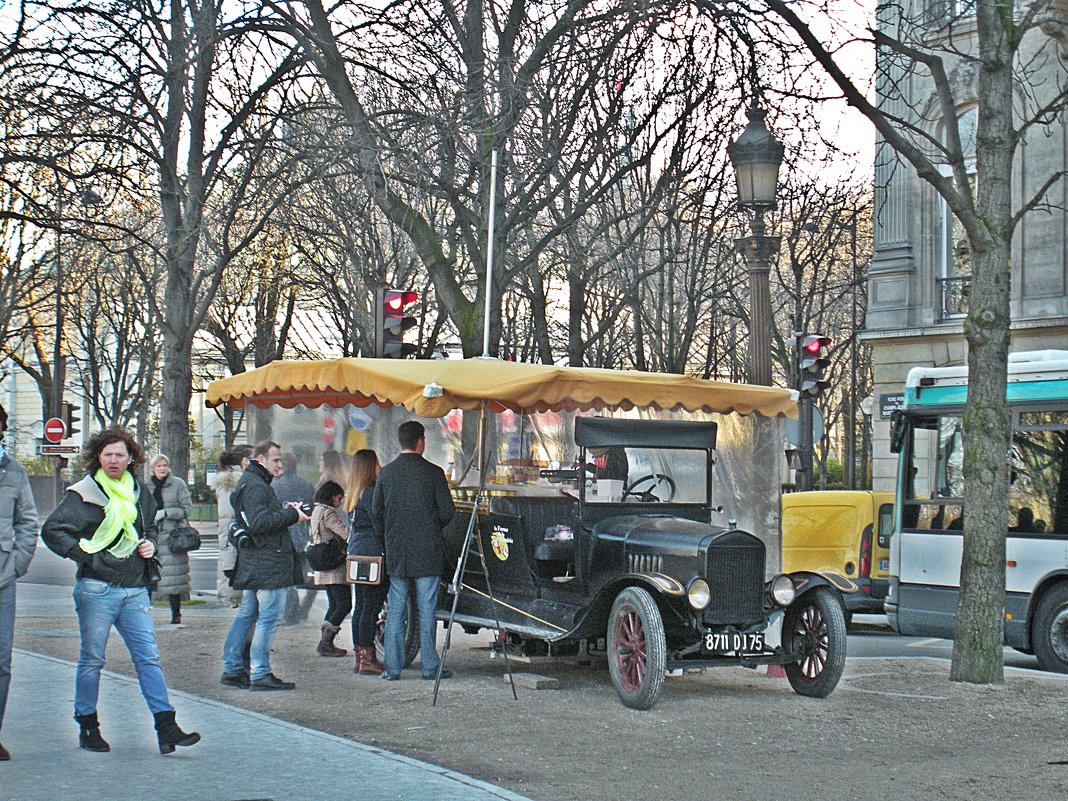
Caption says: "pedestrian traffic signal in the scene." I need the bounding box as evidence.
[798,334,831,398]
[375,288,418,358]
[61,401,81,438]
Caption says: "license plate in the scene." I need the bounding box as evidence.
[703,631,765,654]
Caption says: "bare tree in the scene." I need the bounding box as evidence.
[720,0,1068,682]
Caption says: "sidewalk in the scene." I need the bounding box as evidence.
[2,582,533,801]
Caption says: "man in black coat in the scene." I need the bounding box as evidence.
[373,420,455,680]
[220,440,310,691]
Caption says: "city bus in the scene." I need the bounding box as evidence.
[885,350,1068,673]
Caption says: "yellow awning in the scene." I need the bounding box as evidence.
[204,357,798,419]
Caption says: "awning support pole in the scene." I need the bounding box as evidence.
[434,400,518,704]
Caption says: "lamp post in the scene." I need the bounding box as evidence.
[51,178,100,501]
[728,105,784,387]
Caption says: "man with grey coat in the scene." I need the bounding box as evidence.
[0,403,38,760]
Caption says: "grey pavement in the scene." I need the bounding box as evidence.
[2,581,533,801]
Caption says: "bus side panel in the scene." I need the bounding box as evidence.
[1006,536,1068,594]
[896,584,958,639]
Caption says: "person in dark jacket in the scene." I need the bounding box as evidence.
[0,403,38,761]
[344,449,384,675]
[373,421,455,680]
[220,440,310,691]
[273,451,316,625]
[41,427,199,756]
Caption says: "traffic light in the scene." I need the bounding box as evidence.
[798,334,831,398]
[375,288,418,358]
[61,401,81,437]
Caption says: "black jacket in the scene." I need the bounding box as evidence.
[372,453,455,578]
[41,472,158,588]
[229,460,301,590]
[347,480,382,558]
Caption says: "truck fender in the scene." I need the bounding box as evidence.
[565,574,687,641]
[788,571,858,597]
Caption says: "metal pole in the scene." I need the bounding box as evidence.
[845,221,858,490]
[739,211,777,387]
[53,181,64,504]
[481,149,498,359]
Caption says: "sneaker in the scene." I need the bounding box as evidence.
[0,742,10,761]
[250,673,296,691]
[423,670,452,680]
[220,671,251,689]
[381,672,400,681]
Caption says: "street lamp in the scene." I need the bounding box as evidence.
[728,104,784,387]
[51,178,100,501]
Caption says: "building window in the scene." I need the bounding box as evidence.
[938,107,976,320]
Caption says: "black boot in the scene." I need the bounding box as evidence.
[75,712,110,752]
[153,710,201,755]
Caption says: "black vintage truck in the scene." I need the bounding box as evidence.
[405,416,848,709]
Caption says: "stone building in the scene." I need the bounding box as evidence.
[864,4,1068,490]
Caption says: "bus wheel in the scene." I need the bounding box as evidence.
[1033,583,1068,673]
[783,587,847,698]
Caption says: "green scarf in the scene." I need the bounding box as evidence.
[78,469,140,558]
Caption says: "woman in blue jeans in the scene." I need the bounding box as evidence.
[344,449,387,674]
[41,427,199,755]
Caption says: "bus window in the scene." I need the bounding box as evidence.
[906,415,963,500]
[1010,411,1068,535]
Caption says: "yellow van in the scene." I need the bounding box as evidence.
[782,491,895,620]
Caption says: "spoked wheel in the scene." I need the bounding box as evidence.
[374,592,421,669]
[607,587,666,709]
[1033,583,1068,673]
[783,587,847,698]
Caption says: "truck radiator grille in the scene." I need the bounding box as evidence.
[628,553,663,574]
[704,533,765,625]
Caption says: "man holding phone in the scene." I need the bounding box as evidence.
[220,440,310,691]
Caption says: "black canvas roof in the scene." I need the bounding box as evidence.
[574,417,717,450]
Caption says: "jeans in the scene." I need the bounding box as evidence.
[351,577,388,649]
[0,581,15,732]
[323,584,352,628]
[222,588,286,680]
[383,576,440,677]
[72,578,172,716]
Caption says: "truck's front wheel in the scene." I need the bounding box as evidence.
[783,587,847,698]
[607,587,666,710]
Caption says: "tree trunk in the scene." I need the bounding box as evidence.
[950,0,1014,684]
[159,329,193,483]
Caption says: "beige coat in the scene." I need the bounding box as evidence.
[310,502,349,586]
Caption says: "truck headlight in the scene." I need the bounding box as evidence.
[770,574,796,607]
[687,578,710,610]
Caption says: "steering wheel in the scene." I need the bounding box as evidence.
[622,473,677,502]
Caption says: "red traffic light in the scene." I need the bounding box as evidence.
[802,335,830,354]
[384,290,418,312]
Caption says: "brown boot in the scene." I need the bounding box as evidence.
[317,623,347,657]
[357,645,384,676]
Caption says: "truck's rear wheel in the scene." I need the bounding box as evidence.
[1033,583,1068,673]
[783,587,847,698]
[607,587,666,710]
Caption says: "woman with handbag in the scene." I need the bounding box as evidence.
[309,480,351,657]
[344,449,386,675]
[40,427,200,755]
[147,454,193,625]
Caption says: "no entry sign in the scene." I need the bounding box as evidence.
[44,417,67,443]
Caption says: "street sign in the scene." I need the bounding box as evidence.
[40,444,79,455]
[43,417,67,443]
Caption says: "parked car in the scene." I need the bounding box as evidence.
[386,416,848,709]
[781,490,895,624]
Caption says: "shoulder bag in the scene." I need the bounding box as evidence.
[168,523,202,554]
[305,512,345,571]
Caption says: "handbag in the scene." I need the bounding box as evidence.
[345,555,383,585]
[306,539,345,572]
[144,555,162,589]
[168,524,202,554]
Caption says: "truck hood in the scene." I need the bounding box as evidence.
[591,514,727,556]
